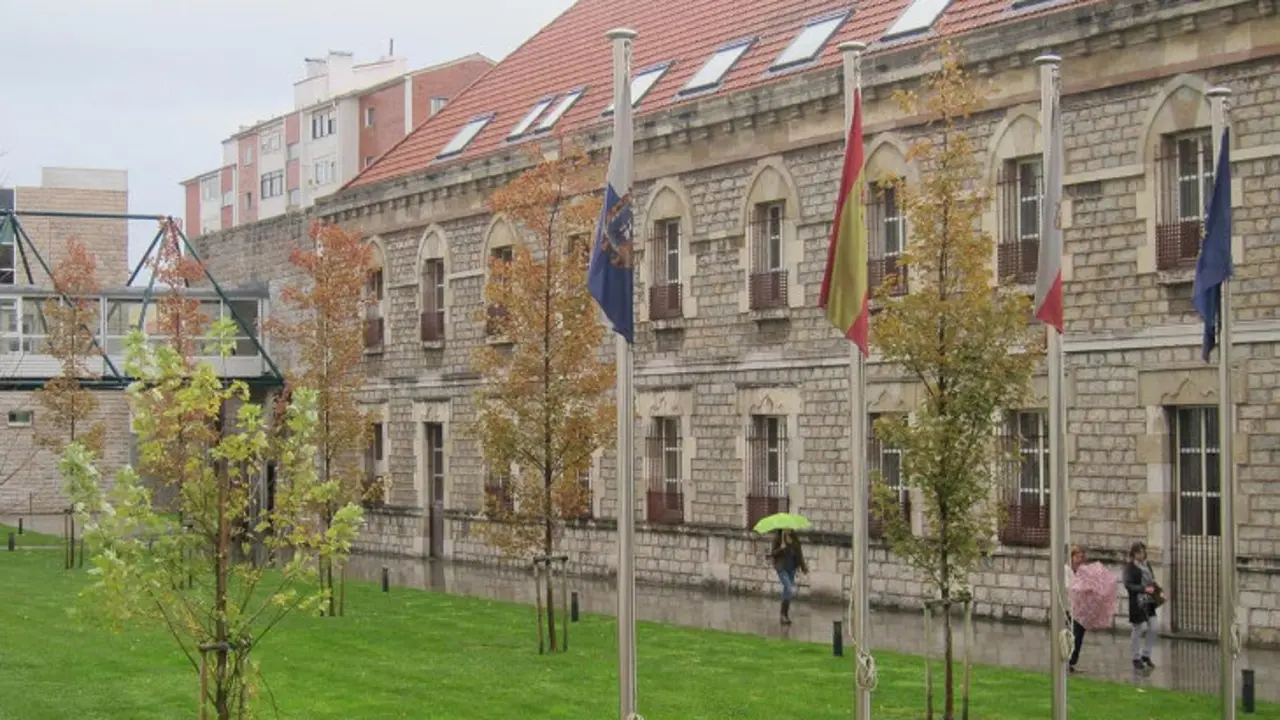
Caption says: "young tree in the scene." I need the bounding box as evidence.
[60,231,363,720]
[265,221,372,616]
[472,147,613,652]
[869,42,1040,720]
[34,237,107,457]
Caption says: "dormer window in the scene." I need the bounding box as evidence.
[536,89,584,133]
[884,0,953,41]
[438,114,494,158]
[681,39,753,95]
[770,11,849,71]
[509,97,556,139]
[603,65,669,115]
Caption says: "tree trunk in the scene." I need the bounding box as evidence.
[215,468,231,719]
[943,600,955,720]
[544,518,558,652]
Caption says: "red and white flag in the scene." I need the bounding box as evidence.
[1034,72,1064,333]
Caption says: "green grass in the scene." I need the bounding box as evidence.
[0,549,1269,720]
[0,522,63,548]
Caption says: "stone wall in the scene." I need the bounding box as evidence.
[0,391,132,514]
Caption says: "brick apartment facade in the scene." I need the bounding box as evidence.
[180,51,492,237]
[191,0,1280,643]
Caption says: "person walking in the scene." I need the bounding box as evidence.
[770,529,808,625]
[1123,541,1161,671]
[1065,545,1088,672]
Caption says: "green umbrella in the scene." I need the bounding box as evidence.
[752,512,812,535]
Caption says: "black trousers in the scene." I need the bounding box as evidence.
[1069,619,1086,666]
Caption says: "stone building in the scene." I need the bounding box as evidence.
[193,0,1280,643]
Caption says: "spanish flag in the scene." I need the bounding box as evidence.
[818,90,870,357]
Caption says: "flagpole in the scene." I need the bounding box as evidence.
[1035,52,1069,720]
[1207,84,1236,720]
[605,27,639,720]
[838,40,872,720]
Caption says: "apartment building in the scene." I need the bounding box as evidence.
[181,51,492,236]
[194,0,1280,644]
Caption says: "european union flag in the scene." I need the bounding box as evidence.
[1192,127,1232,363]
[588,57,635,345]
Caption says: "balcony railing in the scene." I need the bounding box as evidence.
[484,481,514,514]
[997,240,1039,286]
[1156,220,1203,271]
[748,270,787,311]
[420,310,444,343]
[998,486,1049,547]
[485,305,508,337]
[364,316,384,349]
[869,256,908,296]
[648,282,682,321]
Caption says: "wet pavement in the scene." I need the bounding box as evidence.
[347,553,1280,703]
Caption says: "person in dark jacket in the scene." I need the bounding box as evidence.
[1123,541,1160,671]
[770,529,808,625]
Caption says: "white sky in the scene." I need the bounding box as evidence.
[0,0,577,272]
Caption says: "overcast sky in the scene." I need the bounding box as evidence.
[0,0,576,271]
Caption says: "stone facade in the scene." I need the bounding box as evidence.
[193,0,1280,643]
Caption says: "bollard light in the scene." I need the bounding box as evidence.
[381,566,390,593]
[17,518,22,535]
[833,620,844,657]
[1242,668,1256,714]
[571,591,580,622]
[7,532,14,552]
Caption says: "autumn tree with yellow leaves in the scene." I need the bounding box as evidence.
[471,148,614,652]
[34,237,107,458]
[267,221,373,616]
[868,43,1040,720]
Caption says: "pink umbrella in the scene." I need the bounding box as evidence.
[1069,562,1118,630]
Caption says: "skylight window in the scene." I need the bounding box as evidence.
[884,0,953,40]
[437,114,493,158]
[770,11,849,71]
[509,97,556,138]
[603,64,670,115]
[682,39,754,94]
[536,88,585,132]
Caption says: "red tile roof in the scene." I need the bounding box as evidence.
[347,0,1097,190]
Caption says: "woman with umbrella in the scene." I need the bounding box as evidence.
[756,513,810,625]
[1067,545,1120,673]
[1064,545,1088,672]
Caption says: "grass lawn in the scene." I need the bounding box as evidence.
[0,548,1269,720]
[0,522,63,549]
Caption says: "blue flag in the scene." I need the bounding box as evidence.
[588,45,636,345]
[1192,127,1232,363]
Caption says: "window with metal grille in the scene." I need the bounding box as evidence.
[421,259,445,343]
[644,417,683,524]
[997,158,1042,285]
[1174,406,1220,537]
[1155,130,1213,270]
[648,219,682,320]
[486,246,513,336]
[997,410,1050,547]
[365,267,385,349]
[868,413,910,539]
[749,202,788,310]
[867,182,908,295]
[746,415,788,528]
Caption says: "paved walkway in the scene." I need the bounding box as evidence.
[348,554,1280,703]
